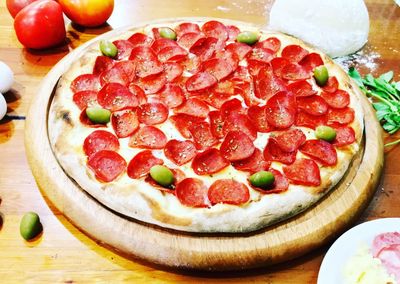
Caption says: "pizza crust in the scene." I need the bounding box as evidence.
[48,19,364,233]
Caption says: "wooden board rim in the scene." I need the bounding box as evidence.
[24,17,384,271]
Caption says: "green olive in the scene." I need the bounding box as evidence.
[159,27,177,40]
[86,107,111,124]
[150,165,174,187]
[249,171,275,189]
[314,65,329,86]
[20,212,43,241]
[99,40,118,58]
[315,125,337,142]
[236,31,259,45]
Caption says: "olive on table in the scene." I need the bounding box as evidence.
[150,165,174,187]
[20,212,43,241]
[236,31,259,45]
[314,65,329,86]
[315,125,337,142]
[249,171,275,189]
[86,107,111,124]
[159,27,177,40]
[99,40,118,58]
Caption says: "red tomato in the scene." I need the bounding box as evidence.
[14,0,66,49]
[58,0,114,27]
[6,0,38,18]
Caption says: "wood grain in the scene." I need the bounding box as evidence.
[0,0,399,282]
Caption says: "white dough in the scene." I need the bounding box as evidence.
[0,93,7,121]
[0,61,14,93]
[268,0,370,58]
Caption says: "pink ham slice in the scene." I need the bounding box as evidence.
[372,232,400,282]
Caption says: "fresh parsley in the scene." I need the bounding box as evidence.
[348,67,400,147]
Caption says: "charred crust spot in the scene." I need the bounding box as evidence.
[59,110,73,126]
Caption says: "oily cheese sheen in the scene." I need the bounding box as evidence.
[48,18,364,233]
[268,0,370,58]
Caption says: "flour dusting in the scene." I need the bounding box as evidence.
[334,46,381,72]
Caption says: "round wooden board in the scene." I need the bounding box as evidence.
[25,18,384,271]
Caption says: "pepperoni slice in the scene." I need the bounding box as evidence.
[271,57,290,77]
[247,105,271,133]
[200,88,233,109]
[299,53,324,73]
[112,40,135,60]
[73,90,97,110]
[262,168,289,193]
[158,45,188,63]
[137,102,168,125]
[127,150,164,179]
[175,178,209,208]
[254,37,281,54]
[297,95,329,116]
[83,130,120,157]
[71,74,100,93]
[164,139,197,166]
[321,76,339,93]
[177,32,205,50]
[209,111,225,139]
[220,98,245,118]
[201,20,228,42]
[270,128,306,153]
[87,150,126,182]
[321,90,350,109]
[296,111,328,129]
[93,56,114,75]
[299,139,338,166]
[189,37,218,62]
[332,125,356,147]
[225,42,252,60]
[113,60,136,82]
[232,148,270,173]
[79,109,106,128]
[185,71,218,92]
[111,108,139,138]
[247,59,268,77]
[254,65,287,100]
[175,22,201,37]
[127,32,154,48]
[287,80,317,97]
[220,131,255,162]
[283,158,321,186]
[157,84,185,108]
[136,72,167,94]
[192,148,229,175]
[170,113,205,138]
[281,45,309,63]
[327,107,355,125]
[128,84,147,105]
[163,62,183,82]
[265,91,297,129]
[226,25,240,41]
[129,46,163,78]
[208,179,250,205]
[100,64,130,86]
[263,139,297,165]
[174,98,210,118]
[97,83,138,111]
[128,126,167,149]
[189,121,219,150]
[201,58,234,81]
[247,47,274,64]
[280,63,311,81]
[151,38,178,53]
[223,113,258,141]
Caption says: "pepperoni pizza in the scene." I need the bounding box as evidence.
[48,19,363,233]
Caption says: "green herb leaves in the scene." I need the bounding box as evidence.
[348,68,400,147]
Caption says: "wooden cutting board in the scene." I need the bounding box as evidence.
[24,18,384,271]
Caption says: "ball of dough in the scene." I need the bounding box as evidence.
[0,93,7,121]
[268,0,370,58]
[0,61,14,93]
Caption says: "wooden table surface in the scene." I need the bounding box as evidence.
[1,0,399,283]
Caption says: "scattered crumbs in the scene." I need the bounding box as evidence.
[214,0,274,16]
[216,5,231,12]
[334,46,381,72]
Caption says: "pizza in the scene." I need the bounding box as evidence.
[48,18,363,233]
